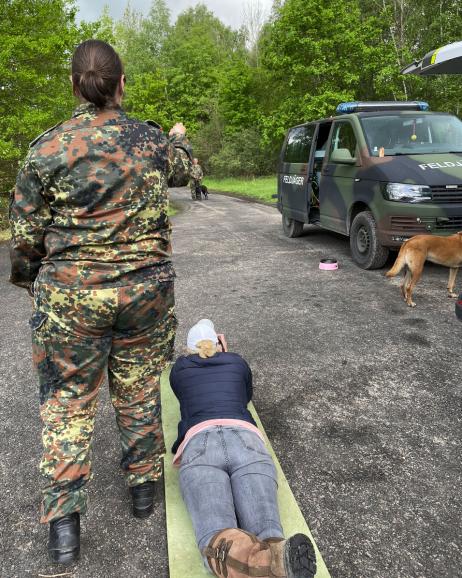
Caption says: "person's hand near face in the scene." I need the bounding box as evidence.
[217,334,228,352]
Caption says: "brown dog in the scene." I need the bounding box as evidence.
[386,232,462,307]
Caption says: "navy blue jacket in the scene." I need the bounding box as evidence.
[170,352,256,453]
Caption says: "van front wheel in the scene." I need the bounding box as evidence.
[350,211,389,269]
[282,214,304,238]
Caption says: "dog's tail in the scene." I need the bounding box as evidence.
[385,243,408,278]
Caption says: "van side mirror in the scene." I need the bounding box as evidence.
[330,148,357,164]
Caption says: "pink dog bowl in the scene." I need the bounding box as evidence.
[319,258,338,271]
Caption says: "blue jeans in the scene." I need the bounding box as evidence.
[179,426,283,560]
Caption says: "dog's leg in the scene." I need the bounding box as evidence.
[447,267,459,298]
[401,269,410,300]
[405,255,424,307]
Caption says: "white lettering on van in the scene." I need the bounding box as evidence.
[419,161,462,170]
[283,175,305,186]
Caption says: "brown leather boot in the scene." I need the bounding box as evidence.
[202,528,316,578]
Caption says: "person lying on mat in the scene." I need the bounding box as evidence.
[169,319,317,578]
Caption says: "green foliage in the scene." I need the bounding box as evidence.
[123,71,171,128]
[219,57,259,133]
[190,104,225,173]
[209,128,276,178]
[258,0,386,142]
[91,5,116,44]
[113,0,170,77]
[0,0,84,193]
[162,4,245,131]
[0,193,9,231]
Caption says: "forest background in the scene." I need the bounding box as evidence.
[1,0,462,229]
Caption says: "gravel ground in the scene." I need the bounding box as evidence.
[0,188,460,578]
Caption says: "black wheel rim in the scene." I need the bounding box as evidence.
[356,225,370,254]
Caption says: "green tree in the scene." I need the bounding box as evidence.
[142,0,171,64]
[109,1,172,126]
[163,4,245,131]
[113,0,170,77]
[361,0,462,113]
[123,71,171,128]
[0,0,84,195]
[92,4,116,44]
[258,0,386,144]
[219,55,259,134]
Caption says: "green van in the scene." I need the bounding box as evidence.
[276,101,462,268]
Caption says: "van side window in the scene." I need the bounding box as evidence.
[284,125,315,163]
[330,122,357,159]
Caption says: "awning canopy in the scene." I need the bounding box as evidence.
[402,41,462,75]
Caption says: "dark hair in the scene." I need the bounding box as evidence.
[71,40,124,109]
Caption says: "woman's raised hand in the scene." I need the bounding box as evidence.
[169,122,186,137]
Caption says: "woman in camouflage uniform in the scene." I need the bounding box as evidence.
[9,40,191,565]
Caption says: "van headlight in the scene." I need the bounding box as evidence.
[384,183,432,203]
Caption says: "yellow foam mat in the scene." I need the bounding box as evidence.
[161,368,331,578]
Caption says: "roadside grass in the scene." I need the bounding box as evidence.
[168,202,179,217]
[204,176,277,203]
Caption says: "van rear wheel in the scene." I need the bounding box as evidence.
[350,211,389,269]
[282,214,304,238]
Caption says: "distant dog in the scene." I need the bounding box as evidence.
[194,184,208,200]
[386,232,462,307]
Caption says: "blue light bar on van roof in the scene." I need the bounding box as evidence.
[336,101,430,114]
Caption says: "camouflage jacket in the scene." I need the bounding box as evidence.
[190,164,203,182]
[9,103,192,289]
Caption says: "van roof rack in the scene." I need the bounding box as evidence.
[336,101,430,114]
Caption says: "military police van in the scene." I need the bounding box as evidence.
[276,101,462,268]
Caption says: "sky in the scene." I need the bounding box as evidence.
[75,0,274,30]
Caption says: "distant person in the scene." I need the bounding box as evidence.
[9,39,192,565]
[169,319,317,578]
[190,157,204,200]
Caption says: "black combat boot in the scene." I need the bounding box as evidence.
[48,512,80,565]
[130,481,156,519]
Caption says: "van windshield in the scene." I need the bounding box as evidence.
[360,114,462,156]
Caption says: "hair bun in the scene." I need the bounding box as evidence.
[80,69,98,81]
[71,40,124,109]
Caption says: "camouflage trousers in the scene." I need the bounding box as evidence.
[190,179,201,199]
[30,277,176,523]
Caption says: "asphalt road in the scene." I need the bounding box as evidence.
[1,188,461,578]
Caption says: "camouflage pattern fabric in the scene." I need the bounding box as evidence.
[31,277,176,523]
[169,133,194,189]
[8,103,190,523]
[9,103,192,290]
[189,163,203,199]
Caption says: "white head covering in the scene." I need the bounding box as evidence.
[187,319,218,351]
